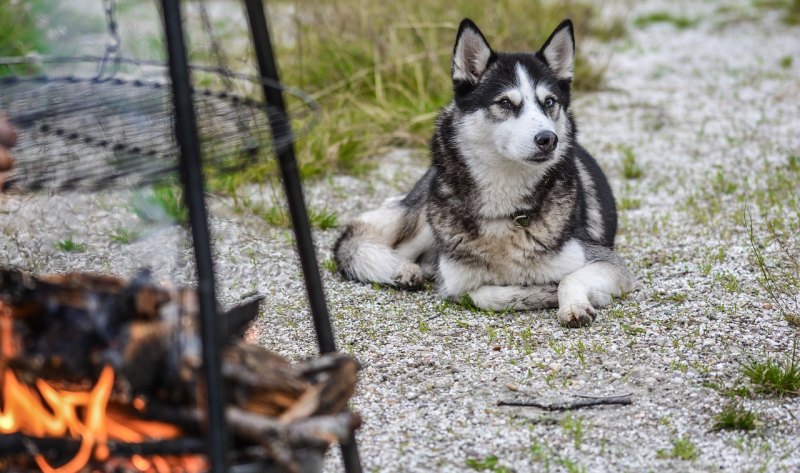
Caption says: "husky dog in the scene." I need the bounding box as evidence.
[334,19,636,327]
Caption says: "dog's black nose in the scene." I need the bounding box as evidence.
[535,131,558,153]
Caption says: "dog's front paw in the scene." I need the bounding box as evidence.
[393,262,424,290]
[557,303,596,328]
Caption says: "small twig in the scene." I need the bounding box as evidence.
[497,394,632,411]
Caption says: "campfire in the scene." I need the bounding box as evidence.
[0,364,202,473]
[0,269,360,472]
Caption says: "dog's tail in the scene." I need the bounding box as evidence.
[333,196,430,289]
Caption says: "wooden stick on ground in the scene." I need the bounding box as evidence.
[497,394,632,411]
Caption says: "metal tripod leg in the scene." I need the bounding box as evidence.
[161,1,230,471]
[242,1,363,472]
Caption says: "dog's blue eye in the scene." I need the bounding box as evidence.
[544,97,557,109]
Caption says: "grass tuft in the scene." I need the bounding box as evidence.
[740,342,800,397]
[711,403,759,432]
[746,208,800,326]
[132,183,188,225]
[0,1,47,58]
[57,237,87,253]
[458,293,481,312]
[561,415,586,449]
[254,204,339,230]
[619,197,642,211]
[322,258,338,274]
[110,227,140,245]
[418,319,430,333]
[656,436,700,461]
[466,455,511,472]
[620,146,644,179]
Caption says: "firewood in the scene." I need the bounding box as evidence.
[0,268,361,470]
[0,432,207,457]
[226,407,361,448]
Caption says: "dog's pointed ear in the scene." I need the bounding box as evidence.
[537,19,575,82]
[452,19,493,84]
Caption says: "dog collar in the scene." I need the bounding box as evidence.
[512,213,531,228]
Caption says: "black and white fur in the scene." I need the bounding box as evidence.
[334,19,636,327]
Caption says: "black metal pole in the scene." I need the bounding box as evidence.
[242,1,362,472]
[161,1,229,472]
[242,0,336,355]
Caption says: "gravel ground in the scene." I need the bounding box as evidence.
[2,0,800,472]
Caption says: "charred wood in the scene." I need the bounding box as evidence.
[0,433,206,457]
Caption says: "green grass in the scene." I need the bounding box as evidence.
[561,415,586,449]
[56,237,87,253]
[253,203,339,230]
[465,455,511,472]
[549,339,567,356]
[712,168,738,195]
[634,12,699,30]
[657,436,701,461]
[0,2,45,58]
[666,292,687,303]
[754,0,800,25]
[322,258,338,274]
[711,403,759,432]
[457,294,484,313]
[747,208,800,326]
[621,323,646,336]
[1,0,627,210]
[620,146,644,179]
[619,197,642,211]
[0,0,630,207]
[529,441,553,468]
[574,339,587,366]
[518,326,535,355]
[418,319,430,333]
[0,1,105,74]
[200,0,625,185]
[713,271,741,293]
[529,440,585,472]
[110,227,140,244]
[132,183,189,225]
[704,382,753,398]
[556,458,586,473]
[741,343,800,397]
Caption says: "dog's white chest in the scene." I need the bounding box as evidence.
[476,223,586,284]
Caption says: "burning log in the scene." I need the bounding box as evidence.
[0,432,207,458]
[0,268,198,403]
[0,268,360,473]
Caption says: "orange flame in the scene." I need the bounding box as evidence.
[0,304,206,473]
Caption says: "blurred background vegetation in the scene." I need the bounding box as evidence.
[0,0,624,187]
[1,0,798,188]
[272,0,626,181]
[0,1,47,57]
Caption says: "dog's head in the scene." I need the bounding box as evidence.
[450,19,576,166]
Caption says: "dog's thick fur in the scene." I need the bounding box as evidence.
[334,19,635,326]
